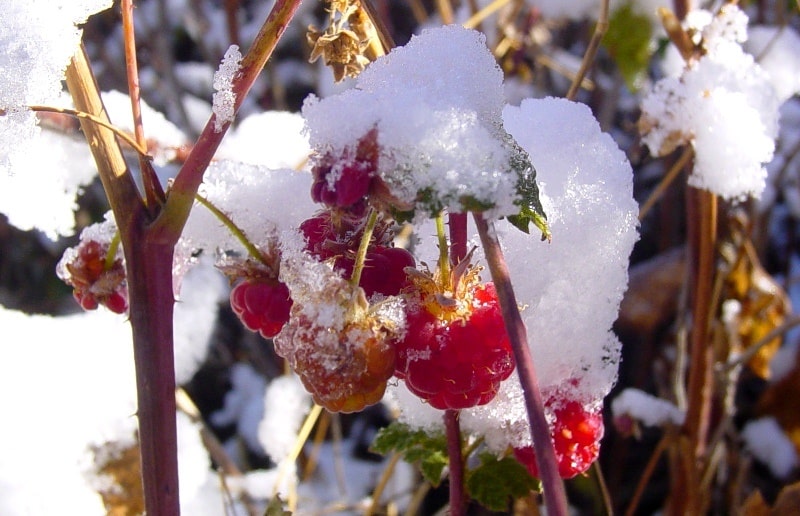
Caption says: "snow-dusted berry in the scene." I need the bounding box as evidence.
[513,400,604,479]
[57,239,128,314]
[310,129,379,209]
[394,265,515,410]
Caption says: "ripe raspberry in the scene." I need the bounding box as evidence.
[310,129,379,209]
[300,210,415,298]
[394,274,515,410]
[229,280,292,338]
[513,400,604,479]
[57,239,128,314]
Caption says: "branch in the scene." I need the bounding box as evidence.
[473,214,568,515]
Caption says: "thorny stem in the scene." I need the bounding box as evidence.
[445,410,467,516]
[566,0,609,100]
[154,0,305,244]
[473,214,568,516]
[193,193,270,265]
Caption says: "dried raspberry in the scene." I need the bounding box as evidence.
[395,278,515,410]
[57,239,128,314]
[513,400,604,479]
[230,280,292,338]
[275,287,403,413]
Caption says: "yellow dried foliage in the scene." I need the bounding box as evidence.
[742,481,800,516]
[718,218,791,379]
[91,439,144,516]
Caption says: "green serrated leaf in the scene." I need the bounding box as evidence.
[465,455,540,512]
[508,139,550,241]
[602,2,654,92]
[370,422,449,487]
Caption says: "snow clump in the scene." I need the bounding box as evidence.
[638,4,780,201]
[212,45,242,132]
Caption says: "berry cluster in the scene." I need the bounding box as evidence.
[513,398,604,479]
[57,239,128,314]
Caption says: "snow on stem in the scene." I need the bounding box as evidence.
[473,213,568,516]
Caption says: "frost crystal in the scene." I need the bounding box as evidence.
[639,5,780,200]
[212,45,242,132]
[302,25,531,219]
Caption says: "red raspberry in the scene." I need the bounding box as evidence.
[58,239,128,314]
[310,129,379,209]
[300,211,415,298]
[395,279,515,410]
[229,280,292,338]
[513,400,604,479]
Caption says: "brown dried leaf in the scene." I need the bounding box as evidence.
[91,438,144,516]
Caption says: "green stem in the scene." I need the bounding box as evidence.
[104,230,123,272]
[435,212,451,281]
[194,193,268,265]
[349,209,379,287]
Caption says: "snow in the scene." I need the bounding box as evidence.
[741,417,799,479]
[217,110,311,168]
[744,25,800,104]
[610,388,685,427]
[181,160,317,261]
[212,45,242,132]
[303,25,527,219]
[0,1,112,237]
[211,362,268,455]
[396,96,638,451]
[639,5,780,201]
[258,375,312,463]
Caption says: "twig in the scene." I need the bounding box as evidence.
[462,0,511,29]
[639,146,693,221]
[473,213,568,516]
[25,105,149,157]
[566,0,609,100]
[365,453,402,516]
[624,432,670,516]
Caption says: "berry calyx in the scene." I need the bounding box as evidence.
[513,400,604,479]
[57,238,128,314]
[229,280,292,338]
[394,265,515,410]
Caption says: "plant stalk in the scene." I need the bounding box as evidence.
[445,409,467,516]
[473,213,568,516]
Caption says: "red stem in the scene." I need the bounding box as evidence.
[473,213,568,516]
[125,233,180,514]
[445,410,466,516]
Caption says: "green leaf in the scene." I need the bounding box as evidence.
[508,138,550,241]
[602,2,654,92]
[370,422,449,486]
[465,454,540,512]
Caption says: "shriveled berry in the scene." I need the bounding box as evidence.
[57,238,128,314]
[395,281,515,410]
[513,400,604,479]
